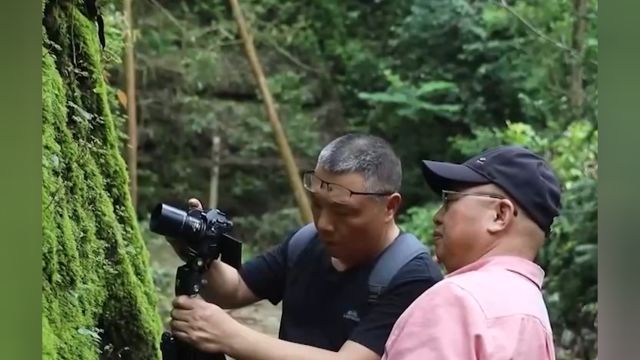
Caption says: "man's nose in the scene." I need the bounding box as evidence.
[316,211,334,233]
[433,206,444,226]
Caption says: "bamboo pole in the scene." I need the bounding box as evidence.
[124,0,138,210]
[227,0,313,224]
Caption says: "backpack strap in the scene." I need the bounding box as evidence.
[286,223,317,268]
[367,232,429,303]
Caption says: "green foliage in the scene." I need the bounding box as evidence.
[119,0,597,357]
[398,203,442,253]
[100,2,129,153]
[358,70,461,122]
[232,207,302,252]
[120,0,329,219]
[42,1,161,358]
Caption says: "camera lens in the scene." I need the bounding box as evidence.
[150,203,203,239]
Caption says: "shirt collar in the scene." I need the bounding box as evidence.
[445,255,546,289]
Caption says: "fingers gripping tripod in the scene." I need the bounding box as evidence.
[149,203,242,360]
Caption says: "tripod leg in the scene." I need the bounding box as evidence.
[161,332,177,360]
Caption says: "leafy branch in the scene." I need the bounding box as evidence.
[497,0,597,66]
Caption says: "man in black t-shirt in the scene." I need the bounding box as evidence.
[168,134,443,360]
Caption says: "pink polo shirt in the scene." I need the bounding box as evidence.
[382,256,555,360]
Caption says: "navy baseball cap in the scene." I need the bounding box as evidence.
[420,145,562,233]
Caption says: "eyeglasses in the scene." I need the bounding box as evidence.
[441,190,518,216]
[301,170,393,203]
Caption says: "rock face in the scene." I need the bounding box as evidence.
[42,1,162,359]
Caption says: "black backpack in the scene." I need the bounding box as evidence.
[286,223,429,303]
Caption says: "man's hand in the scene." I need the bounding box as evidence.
[169,295,379,360]
[170,295,241,354]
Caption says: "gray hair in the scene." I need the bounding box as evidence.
[316,133,402,193]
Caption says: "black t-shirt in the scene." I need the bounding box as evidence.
[238,229,443,356]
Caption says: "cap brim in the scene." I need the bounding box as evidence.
[421,160,489,193]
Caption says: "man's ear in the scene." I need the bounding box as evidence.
[384,193,402,221]
[487,199,516,234]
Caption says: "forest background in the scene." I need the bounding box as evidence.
[42,0,597,359]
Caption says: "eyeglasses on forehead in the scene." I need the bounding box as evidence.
[301,170,394,199]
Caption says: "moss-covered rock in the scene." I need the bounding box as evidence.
[42,1,162,359]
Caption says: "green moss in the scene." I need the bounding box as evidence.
[42,313,58,358]
[42,1,162,359]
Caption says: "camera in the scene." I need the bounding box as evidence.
[150,203,242,271]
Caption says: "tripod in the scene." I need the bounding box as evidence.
[161,258,227,360]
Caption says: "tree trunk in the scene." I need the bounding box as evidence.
[42,1,162,359]
[209,134,221,208]
[124,0,139,210]
[569,0,587,118]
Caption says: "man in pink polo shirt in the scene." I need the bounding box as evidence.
[383,146,561,360]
